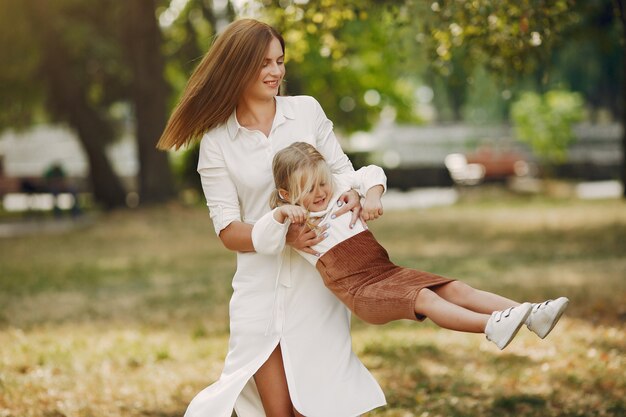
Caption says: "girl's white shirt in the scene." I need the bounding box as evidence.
[189,95,386,417]
[252,165,387,265]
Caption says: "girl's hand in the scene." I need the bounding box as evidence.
[332,189,362,229]
[361,197,383,222]
[361,185,384,222]
[286,223,328,256]
[278,204,308,224]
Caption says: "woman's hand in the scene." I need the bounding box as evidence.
[332,189,362,229]
[286,223,328,256]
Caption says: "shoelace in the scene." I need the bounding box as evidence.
[494,307,514,322]
[532,300,553,312]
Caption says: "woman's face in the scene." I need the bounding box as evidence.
[244,37,285,101]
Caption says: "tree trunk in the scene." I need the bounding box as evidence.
[621,6,626,197]
[28,2,127,210]
[615,0,626,198]
[72,115,129,210]
[125,0,176,205]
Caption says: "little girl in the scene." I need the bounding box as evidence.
[252,142,569,350]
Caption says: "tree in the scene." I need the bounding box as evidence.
[258,0,423,132]
[0,0,129,209]
[613,0,626,197]
[420,0,624,193]
[125,0,175,204]
[253,0,623,192]
[0,0,177,208]
[511,90,584,173]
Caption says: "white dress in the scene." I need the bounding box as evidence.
[186,96,386,417]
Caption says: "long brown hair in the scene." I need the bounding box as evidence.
[270,142,334,209]
[157,19,285,150]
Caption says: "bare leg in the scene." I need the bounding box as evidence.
[433,281,519,314]
[254,344,304,417]
[415,288,490,333]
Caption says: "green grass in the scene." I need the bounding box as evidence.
[0,193,624,416]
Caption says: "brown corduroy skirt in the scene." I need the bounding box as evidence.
[316,230,455,325]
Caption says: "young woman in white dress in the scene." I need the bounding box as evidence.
[158,19,386,417]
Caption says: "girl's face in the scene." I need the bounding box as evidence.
[300,176,333,212]
[244,37,285,101]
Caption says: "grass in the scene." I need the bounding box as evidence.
[0,190,624,416]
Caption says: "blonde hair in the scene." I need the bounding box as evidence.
[157,19,284,150]
[270,142,333,209]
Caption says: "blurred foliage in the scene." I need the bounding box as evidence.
[256,0,424,131]
[0,1,42,129]
[548,0,622,119]
[422,0,578,82]
[0,0,620,133]
[0,0,622,194]
[248,0,619,128]
[159,0,236,109]
[0,0,127,136]
[511,90,585,166]
[418,0,620,125]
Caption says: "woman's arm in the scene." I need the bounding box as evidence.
[219,222,255,252]
[285,223,327,256]
[197,136,253,251]
[333,189,362,228]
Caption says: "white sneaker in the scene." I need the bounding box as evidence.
[485,303,533,350]
[526,297,569,339]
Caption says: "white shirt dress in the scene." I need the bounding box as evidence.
[186,96,386,417]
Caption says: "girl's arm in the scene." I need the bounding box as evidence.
[362,185,385,222]
[253,206,325,256]
[273,205,307,224]
[350,165,388,198]
[251,208,293,255]
[342,165,387,222]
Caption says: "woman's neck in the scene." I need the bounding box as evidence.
[236,96,276,136]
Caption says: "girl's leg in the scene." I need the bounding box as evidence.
[414,288,489,333]
[254,345,304,417]
[432,281,519,314]
[416,285,535,350]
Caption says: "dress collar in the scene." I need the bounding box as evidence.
[226,96,295,140]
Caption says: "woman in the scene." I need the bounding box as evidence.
[157,19,386,417]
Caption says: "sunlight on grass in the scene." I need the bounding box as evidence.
[353,319,625,416]
[0,195,624,416]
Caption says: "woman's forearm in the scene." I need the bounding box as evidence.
[219,221,255,252]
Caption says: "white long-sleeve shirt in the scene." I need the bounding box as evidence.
[252,165,387,263]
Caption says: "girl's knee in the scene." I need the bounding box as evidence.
[414,288,440,314]
[437,280,472,298]
[416,287,437,301]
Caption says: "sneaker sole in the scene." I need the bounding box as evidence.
[534,297,569,339]
[498,303,533,350]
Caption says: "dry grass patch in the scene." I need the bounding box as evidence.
[0,195,624,416]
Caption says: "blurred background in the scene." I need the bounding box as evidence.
[0,1,624,417]
[0,0,624,211]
